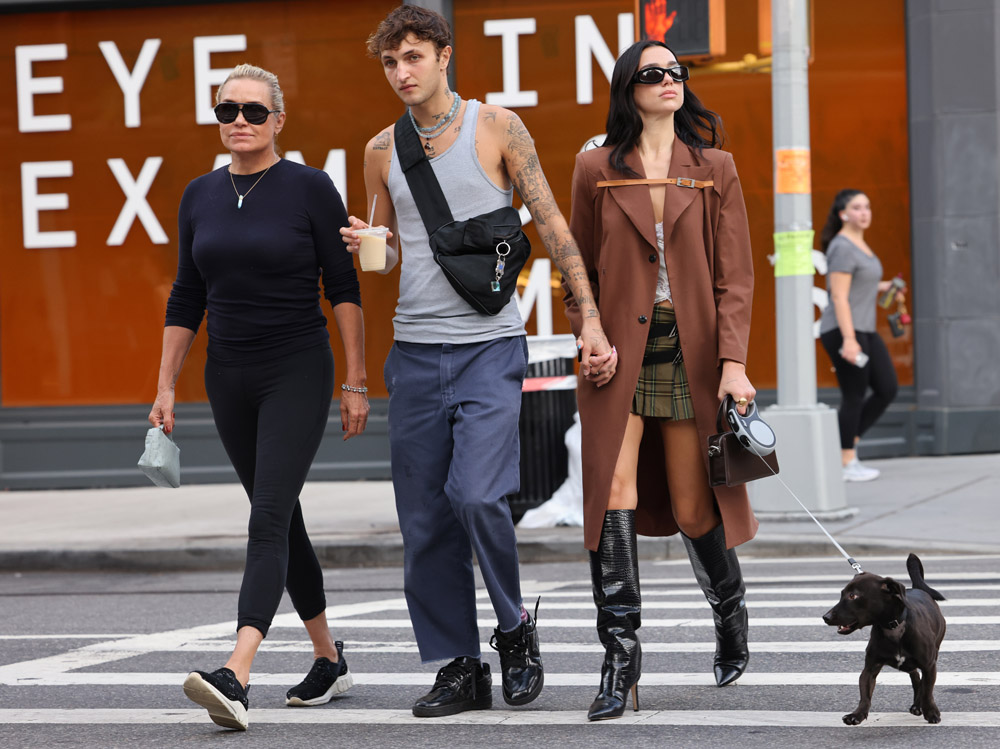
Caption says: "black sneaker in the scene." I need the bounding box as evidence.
[489,597,544,706]
[183,667,249,730]
[286,640,355,706]
[411,657,492,718]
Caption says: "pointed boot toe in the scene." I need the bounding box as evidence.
[714,659,747,687]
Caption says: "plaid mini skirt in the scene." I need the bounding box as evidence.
[631,305,695,420]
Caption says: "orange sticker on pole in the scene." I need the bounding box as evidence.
[775,148,812,194]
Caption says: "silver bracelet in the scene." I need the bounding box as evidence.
[341,384,368,394]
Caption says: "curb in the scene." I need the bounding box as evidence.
[2,533,997,573]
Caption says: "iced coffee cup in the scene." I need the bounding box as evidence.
[356,226,389,272]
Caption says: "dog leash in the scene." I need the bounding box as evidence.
[752,450,865,575]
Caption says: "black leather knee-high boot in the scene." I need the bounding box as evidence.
[587,509,642,720]
[682,523,749,687]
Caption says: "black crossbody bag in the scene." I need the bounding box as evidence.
[393,114,531,316]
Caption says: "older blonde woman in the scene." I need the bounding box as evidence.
[149,64,367,730]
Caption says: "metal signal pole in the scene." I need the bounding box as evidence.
[749,0,848,516]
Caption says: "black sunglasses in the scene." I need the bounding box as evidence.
[214,101,279,125]
[632,65,690,85]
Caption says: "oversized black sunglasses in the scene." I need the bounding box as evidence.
[632,65,690,85]
[214,101,279,125]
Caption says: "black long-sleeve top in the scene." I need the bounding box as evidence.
[165,159,361,364]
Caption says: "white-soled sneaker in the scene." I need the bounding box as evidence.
[286,640,354,706]
[183,667,249,730]
[843,458,880,482]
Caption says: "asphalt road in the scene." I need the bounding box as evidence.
[2,554,999,748]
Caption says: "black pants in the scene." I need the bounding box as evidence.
[205,344,333,637]
[820,329,898,450]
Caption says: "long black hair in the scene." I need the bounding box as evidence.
[819,189,864,252]
[604,40,723,177]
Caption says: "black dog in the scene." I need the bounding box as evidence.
[822,554,946,725]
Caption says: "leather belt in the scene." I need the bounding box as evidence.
[597,177,713,189]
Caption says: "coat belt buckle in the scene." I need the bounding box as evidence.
[675,177,696,188]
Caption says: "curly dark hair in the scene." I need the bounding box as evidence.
[604,40,724,177]
[367,5,453,59]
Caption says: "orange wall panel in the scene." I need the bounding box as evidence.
[0,0,402,406]
[0,0,911,407]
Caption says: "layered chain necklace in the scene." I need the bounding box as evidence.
[408,92,461,154]
[228,159,278,209]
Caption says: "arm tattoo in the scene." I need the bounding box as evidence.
[501,113,598,316]
[504,113,557,227]
[372,132,391,151]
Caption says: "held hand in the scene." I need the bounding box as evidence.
[578,318,612,376]
[579,338,618,389]
[718,361,756,416]
[840,337,862,365]
[149,389,176,434]
[340,390,370,441]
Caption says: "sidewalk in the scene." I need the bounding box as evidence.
[2,454,998,571]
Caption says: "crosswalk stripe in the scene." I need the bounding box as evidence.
[3,637,998,654]
[517,584,1000,597]
[630,573,1000,584]
[5,672,999,687]
[251,599,1000,613]
[731,553,1000,564]
[470,599,1000,610]
[1,708,999,727]
[289,616,1000,629]
[83,639,1000,654]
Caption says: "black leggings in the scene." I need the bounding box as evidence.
[820,329,898,450]
[205,344,333,637]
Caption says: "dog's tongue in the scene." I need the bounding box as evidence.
[838,624,853,634]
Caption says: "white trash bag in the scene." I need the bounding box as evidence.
[137,425,180,488]
[517,412,584,528]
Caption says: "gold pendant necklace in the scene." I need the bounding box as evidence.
[229,159,277,209]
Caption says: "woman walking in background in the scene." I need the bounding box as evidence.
[565,39,758,721]
[149,63,367,730]
[818,189,901,482]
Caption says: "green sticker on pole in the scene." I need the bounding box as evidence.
[773,230,815,277]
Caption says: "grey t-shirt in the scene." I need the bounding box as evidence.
[819,235,883,334]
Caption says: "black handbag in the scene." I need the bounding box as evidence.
[393,114,531,316]
[708,396,780,487]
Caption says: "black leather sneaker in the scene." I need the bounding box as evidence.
[183,667,250,730]
[286,640,355,706]
[411,657,492,718]
[490,598,544,705]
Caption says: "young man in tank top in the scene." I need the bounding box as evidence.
[341,5,614,717]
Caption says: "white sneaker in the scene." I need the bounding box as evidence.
[843,458,880,482]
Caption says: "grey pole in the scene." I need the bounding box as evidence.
[749,0,849,515]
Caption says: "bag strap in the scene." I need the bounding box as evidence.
[597,177,713,189]
[716,394,734,433]
[393,113,454,236]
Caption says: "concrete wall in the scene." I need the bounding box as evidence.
[907,0,1000,453]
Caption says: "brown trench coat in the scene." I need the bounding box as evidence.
[564,140,759,552]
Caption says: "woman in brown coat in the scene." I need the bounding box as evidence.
[565,40,758,720]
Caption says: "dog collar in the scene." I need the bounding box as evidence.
[884,619,900,630]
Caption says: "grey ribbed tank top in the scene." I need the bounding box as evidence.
[388,99,526,343]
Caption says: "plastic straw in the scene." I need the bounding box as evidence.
[368,194,377,227]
